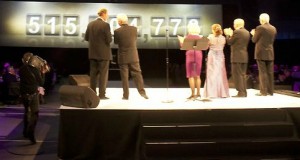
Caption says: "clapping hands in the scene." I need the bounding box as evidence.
[224,28,233,37]
[250,29,255,36]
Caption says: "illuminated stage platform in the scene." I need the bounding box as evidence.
[61,88,300,110]
[58,88,300,160]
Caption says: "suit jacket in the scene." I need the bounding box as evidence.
[114,24,139,64]
[85,18,112,60]
[19,64,44,95]
[226,28,250,63]
[252,23,277,60]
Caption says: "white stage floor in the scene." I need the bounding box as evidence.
[60,88,300,110]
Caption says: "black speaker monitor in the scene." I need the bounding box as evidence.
[68,75,90,87]
[59,85,99,108]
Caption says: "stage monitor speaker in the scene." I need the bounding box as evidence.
[68,74,90,87]
[59,85,100,108]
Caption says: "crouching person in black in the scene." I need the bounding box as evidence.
[19,52,46,144]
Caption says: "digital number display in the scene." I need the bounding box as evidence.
[0,1,222,48]
[169,17,185,37]
[26,14,43,35]
[108,16,142,37]
[63,15,80,36]
[151,17,167,37]
[44,15,61,36]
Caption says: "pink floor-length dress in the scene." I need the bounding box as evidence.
[203,34,230,98]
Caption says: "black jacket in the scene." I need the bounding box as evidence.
[19,64,44,95]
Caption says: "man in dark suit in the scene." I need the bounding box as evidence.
[224,18,250,97]
[114,13,148,100]
[19,52,45,144]
[85,8,112,99]
[251,13,277,96]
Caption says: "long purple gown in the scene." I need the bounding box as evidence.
[203,34,230,98]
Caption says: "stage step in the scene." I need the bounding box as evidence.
[140,109,300,159]
[141,109,291,124]
[142,122,296,140]
[144,139,300,158]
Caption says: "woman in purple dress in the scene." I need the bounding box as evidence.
[203,24,230,98]
[178,23,203,99]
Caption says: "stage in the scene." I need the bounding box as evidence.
[60,88,300,110]
[58,88,300,160]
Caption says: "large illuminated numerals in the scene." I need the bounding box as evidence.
[169,17,184,37]
[108,16,142,36]
[128,16,142,37]
[108,16,118,34]
[44,15,61,36]
[151,17,167,37]
[63,15,80,36]
[26,14,42,35]
[186,17,200,26]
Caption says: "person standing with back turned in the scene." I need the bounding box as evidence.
[224,18,250,97]
[114,13,148,100]
[85,8,112,99]
[250,13,277,96]
[177,23,203,100]
[203,24,230,99]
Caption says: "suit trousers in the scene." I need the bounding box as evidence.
[119,62,146,98]
[22,93,39,140]
[231,63,248,96]
[89,59,109,97]
[256,60,274,95]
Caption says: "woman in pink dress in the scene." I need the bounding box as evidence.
[203,24,230,98]
[178,23,203,99]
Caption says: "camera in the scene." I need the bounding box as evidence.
[28,55,50,73]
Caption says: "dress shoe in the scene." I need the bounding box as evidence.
[268,93,273,96]
[141,94,149,99]
[99,96,109,100]
[187,95,195,99]
[30,139,36,145]
[255,93,267,96]
[28,135,36,145]
[122,97,128,100]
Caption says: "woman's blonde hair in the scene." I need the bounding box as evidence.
[211,23,223,36]
[187,23,201,35]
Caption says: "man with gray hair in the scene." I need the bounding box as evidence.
[114,13,148,100]
[224,18,250,97]
[250,13,277,96]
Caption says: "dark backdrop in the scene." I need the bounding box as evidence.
[1,0,299,79]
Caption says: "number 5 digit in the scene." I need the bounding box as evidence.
[28,16,41,34]
[65,17,77,35]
